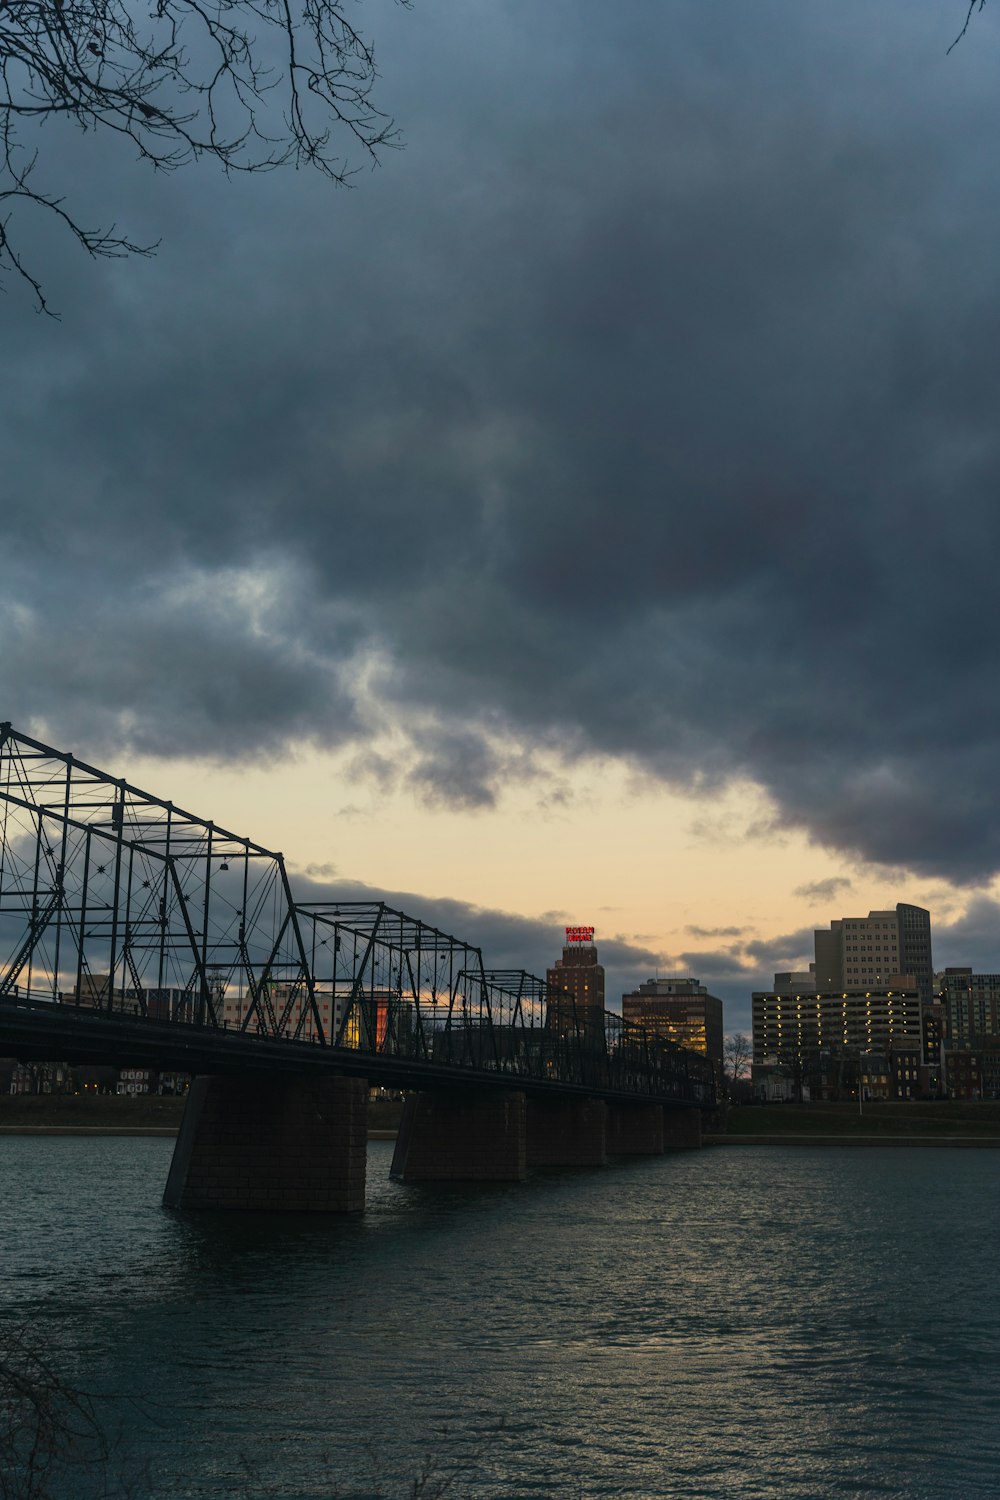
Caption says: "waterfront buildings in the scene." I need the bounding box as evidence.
[621,977,724,1069]
[943,1038,1000,1099]
[753,900,937,1100]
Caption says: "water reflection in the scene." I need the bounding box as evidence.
[1,1138,998,1497]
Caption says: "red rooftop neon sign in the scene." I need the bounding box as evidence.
[565,925,595,942]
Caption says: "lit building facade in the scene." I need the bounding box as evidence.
[752,985,923,1063]
[221,982,347,1042]
[621,977,723,1066]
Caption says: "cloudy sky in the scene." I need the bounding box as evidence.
[4,0,1000,1031]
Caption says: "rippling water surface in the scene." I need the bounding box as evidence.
[2,1136,999,1498]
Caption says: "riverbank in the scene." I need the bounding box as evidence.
[709,1134,1000,1147]
[722,1104,1000,1134]
[718,1100,1000,1144]
[0,1094,408,1137]
[0,1094,187,1133]
[6,1095,1000,1145]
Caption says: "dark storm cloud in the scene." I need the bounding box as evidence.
[673,948,748,978]
[743,929,817,969]
[406,728,503,809]
[0,578,363,760]
[661,926,819,1033]
[4,1,1000,879]
[933,897,1000,973]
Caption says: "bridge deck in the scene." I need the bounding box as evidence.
[0,997,707,1110]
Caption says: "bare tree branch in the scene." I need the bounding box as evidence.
[0,1324,111,1499]
[949,0,987,54]
[1,0,410,311]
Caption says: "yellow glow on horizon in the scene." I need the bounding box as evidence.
[112,741,993,976]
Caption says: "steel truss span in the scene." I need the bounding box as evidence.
[0,725,714,1108]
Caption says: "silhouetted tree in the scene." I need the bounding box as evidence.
[723,1032,752,1093]
[775,1046,809,1104]
[1,0,409,310]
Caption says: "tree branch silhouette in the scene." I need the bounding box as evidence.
[1,0,409,311]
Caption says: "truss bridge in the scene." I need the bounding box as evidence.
[0,724,714,1210]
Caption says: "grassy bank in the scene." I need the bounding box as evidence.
[725,1101,1000,1137]
[0,1093,187,1130]
[0,1092,406,1133]
[368,1098,404,1130]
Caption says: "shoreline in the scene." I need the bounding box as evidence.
[706,1134,1000,1148]
[0,1125,404,1139]
[5,1125,1000,1148]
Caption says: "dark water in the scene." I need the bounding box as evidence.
[2,1137,999,1499]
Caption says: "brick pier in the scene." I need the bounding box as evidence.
[607,1102,665,1155]
[390,1090,527,1180]
[163,1074,368,1211]
[663,1107,702,1149]
[525,1097,608,1167]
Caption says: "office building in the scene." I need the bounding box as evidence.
[621,977,724,1066]
[813,903,933,1003]
[936,968,1000,1042]
[752,985,923,1063]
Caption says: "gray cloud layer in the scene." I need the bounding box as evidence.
[4,2,1000,881]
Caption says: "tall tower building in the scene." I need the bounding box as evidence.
[546,926,605,1038]
[813,903,933,1004]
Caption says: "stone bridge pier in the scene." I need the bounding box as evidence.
[163,1079,704,1208]
[390,1090,527,1181]
[526,1098,608,1167]
[390,1091,703,1181]
[163,1074,368,1211]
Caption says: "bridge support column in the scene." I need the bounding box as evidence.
[607,1102,665,1155]
[525,1098,607,1167]
[663,1107,702,1149]
[390,1090,526,1181]
[163,1074,368,1211]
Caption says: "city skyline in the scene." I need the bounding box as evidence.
[6,3,1000,1036]
[17,728,1000,1035]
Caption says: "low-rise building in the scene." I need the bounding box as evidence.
[943,1037,1000,1100]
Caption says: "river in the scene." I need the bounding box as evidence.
[2,1136,998,1498]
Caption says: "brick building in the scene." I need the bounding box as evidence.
[546,927,605,1039]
